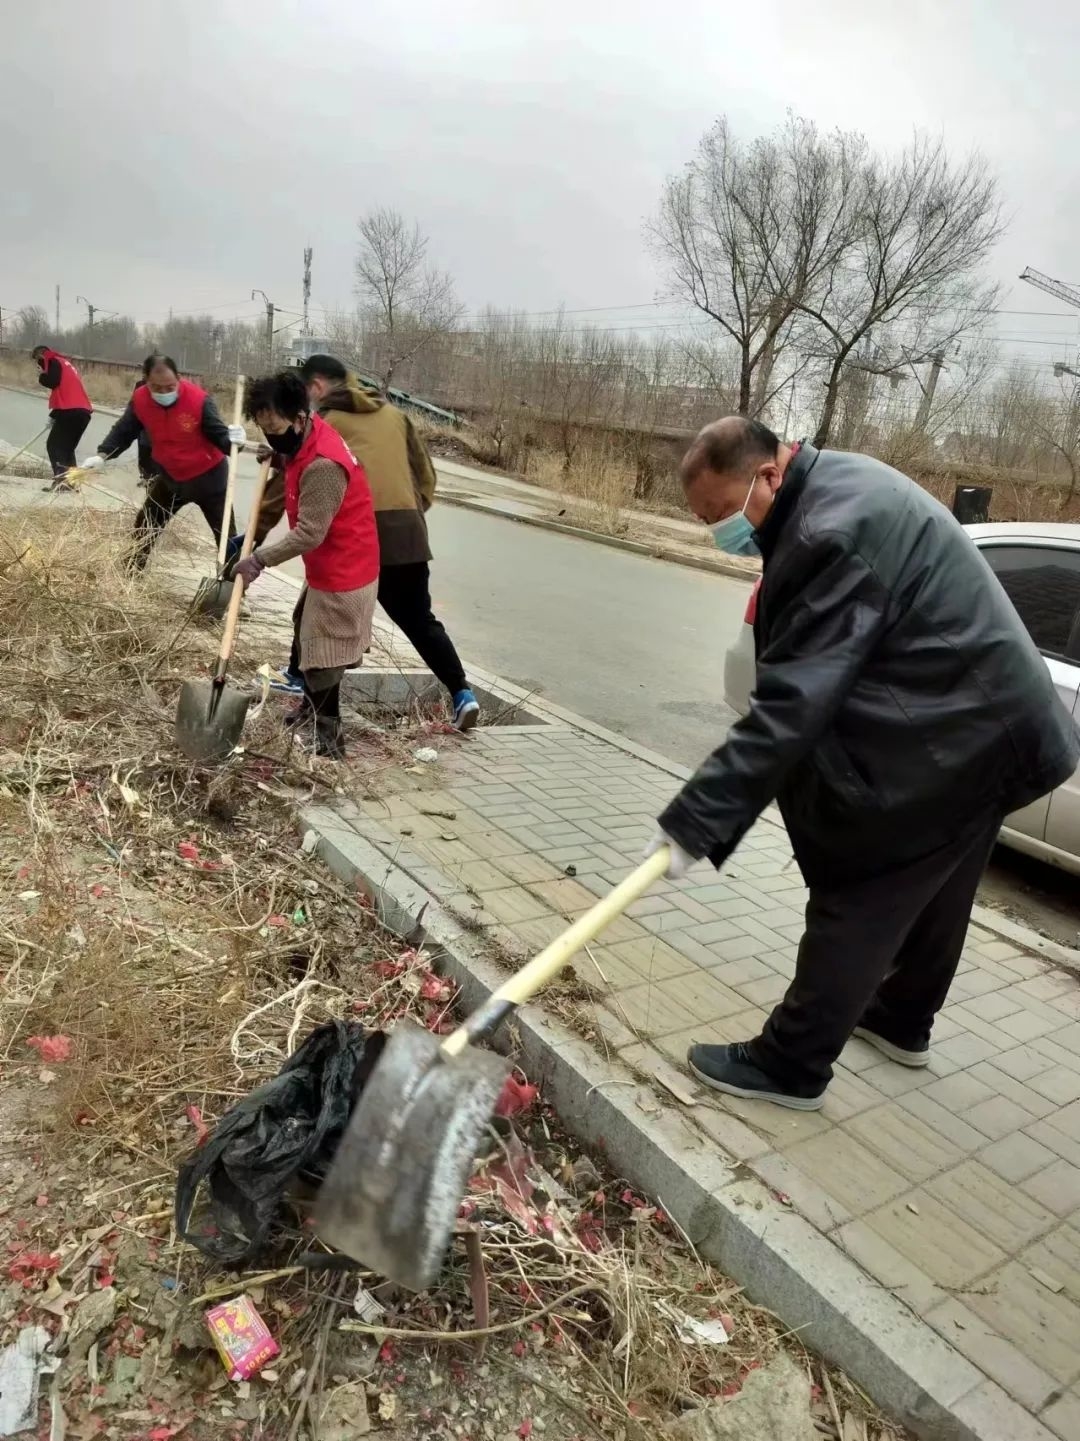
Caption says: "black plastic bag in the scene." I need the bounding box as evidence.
[175,1019,385,1265]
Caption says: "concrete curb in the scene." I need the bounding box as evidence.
[437,488,761,583]
[302,801,1057,1441]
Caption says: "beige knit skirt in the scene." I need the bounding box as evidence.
[296,578,378,672]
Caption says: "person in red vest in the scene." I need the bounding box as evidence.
[82,354,245,570]
[31,345,93,491]
[232,370,380,759]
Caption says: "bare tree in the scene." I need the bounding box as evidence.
[1031,373,1080,510]
[649,114,863,415]
[354,207,464,391]
[11,305,50,347]
[795,136,1003,446]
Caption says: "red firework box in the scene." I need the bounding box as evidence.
[205,1294,280,1381]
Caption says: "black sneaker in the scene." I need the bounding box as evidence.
[851,1026,930,1068]
[687,1042,826,1110]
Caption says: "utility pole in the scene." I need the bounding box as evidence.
[76,295,96,333]
[252,289,275,365]
[0,306,8,347]
[915,351,945,432]
[55,285,60,333]
[301,247,313,337]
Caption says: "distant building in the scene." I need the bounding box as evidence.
[286,334,331,366]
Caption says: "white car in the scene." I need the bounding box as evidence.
[723,522,1080,875]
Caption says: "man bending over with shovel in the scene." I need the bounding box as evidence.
[648,416,1079,1111]
[231,370,380,760]
[80,355,245,571]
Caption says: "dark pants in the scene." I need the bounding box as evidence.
[47,408,92,476]
[129,459,233,572]
[377,562,467,698]
[747,814,1002,1094]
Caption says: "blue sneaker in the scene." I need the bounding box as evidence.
[452,688,480,733]
[268,666,304,695]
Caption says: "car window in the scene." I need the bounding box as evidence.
[980,544,1080,662]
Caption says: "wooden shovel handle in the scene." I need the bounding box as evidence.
[439,847,670,1059]
[216,373,246,568]
[216,458,272,670]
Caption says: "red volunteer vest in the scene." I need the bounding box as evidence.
[131,380,222,482]
[284,414,379,592]
[40,348,91,412]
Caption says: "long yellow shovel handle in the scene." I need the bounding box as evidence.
[216,373,246,569]
[439,846,670,1059]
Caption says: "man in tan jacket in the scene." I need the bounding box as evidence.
[245,355,479,730]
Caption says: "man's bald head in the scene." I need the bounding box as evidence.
[680,415,790,530]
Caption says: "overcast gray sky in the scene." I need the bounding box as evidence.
[4,0,1080,366]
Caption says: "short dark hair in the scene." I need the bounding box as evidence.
[142,353,179,379]
[682,416,780,485]
[244,369,310,422]
[31,344,48,360]
[299,353,348,384]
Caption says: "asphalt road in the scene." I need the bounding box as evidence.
[2,383,1077,950]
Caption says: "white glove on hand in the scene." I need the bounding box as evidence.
[227,425,246,447]
[644,827,698,880]
[80,454,105,471]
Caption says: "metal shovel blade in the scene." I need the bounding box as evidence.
[315,1022,510,1291]
[174,678,251,762]
[191,575,232,619]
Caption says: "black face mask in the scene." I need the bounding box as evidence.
[266,425,303,456]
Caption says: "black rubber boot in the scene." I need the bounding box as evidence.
[314,716,346,760]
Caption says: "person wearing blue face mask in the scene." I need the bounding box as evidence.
[84,354,245,571]
[644,415,1079,1112]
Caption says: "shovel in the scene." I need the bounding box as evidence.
[175,458,272,762]
[192,374,245,618]
[315,845,671,1290]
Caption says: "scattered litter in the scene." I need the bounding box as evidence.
[26,1035,73,1063]
[1030,1266,1064,1294]
[0,1326,58,1436]
[300,828,318,854]
[67,1288,117,1363]
[656,1300,729,1346]
[906,1202,920,1215]
[412,746,438,763]
[352,1284,386,1324]
[320,1381,371,1438]
[653,1060,698,1106]
[377,1392,397,1424]
[206,1295,280,1381]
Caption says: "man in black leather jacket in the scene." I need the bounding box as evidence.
[650,416,1079,1110]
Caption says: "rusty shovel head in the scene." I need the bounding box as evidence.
[174,678,251,762]
[315,1021,510,1292]
[191,575,232,619]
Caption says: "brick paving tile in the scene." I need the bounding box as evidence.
[966,1255,1080,1386]
[779,1130,910,1215]
[980,1132,1061,1184]
[924,1161,1056,1251]
[846,1102,967,1183]
[1042,1386,1080,1441]
[1021,1158,1080,1217]
[923,1297,1061,1412]
[835,1218,949,1314]
[860,1190,1006,1288]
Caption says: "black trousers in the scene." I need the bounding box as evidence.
[747,814,1002,1093]
[377,562,467,698]
[129,460,233,572]
[47,408,92,476]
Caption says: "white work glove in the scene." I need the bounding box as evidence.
[227,425,246,447]
[644,827,698,880]
[80,454,105,471]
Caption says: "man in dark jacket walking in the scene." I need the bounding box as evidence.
[650,416,1079,1110]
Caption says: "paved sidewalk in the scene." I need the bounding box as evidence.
[333,698,1080,1440]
